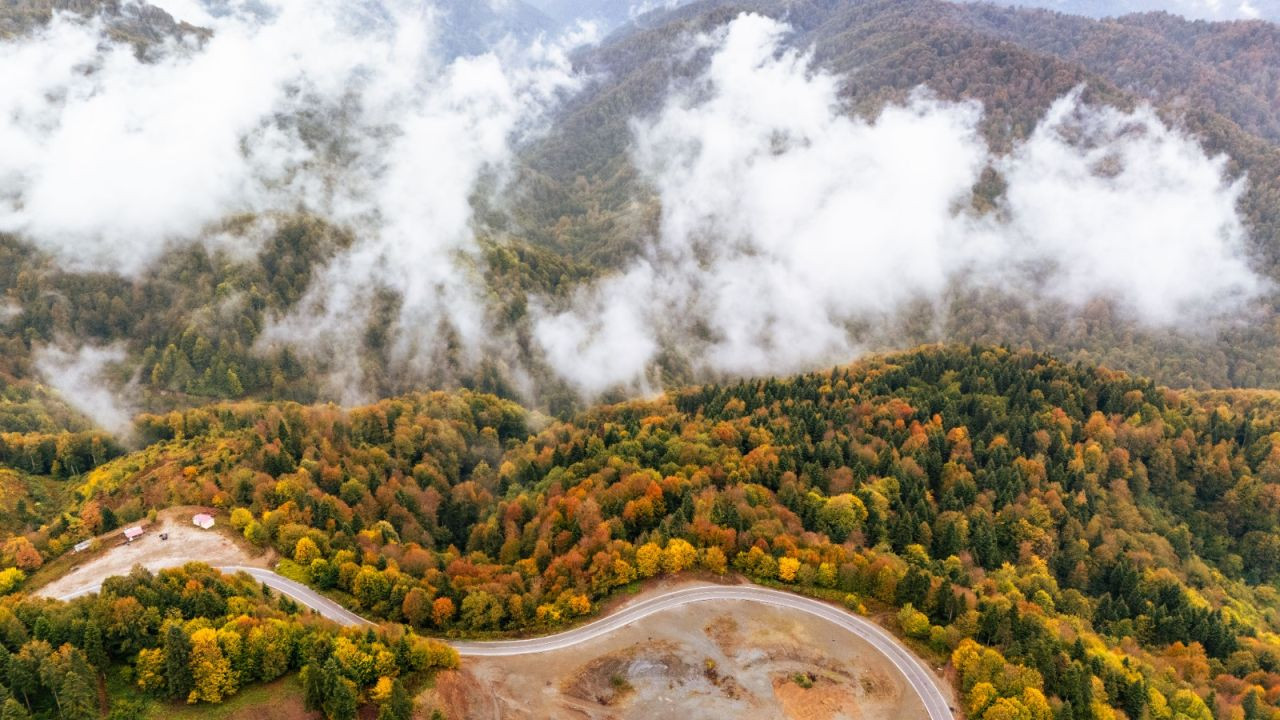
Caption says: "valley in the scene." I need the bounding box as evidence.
[0,1,1278,719]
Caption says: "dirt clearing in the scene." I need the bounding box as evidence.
[419,581,938,720]
[36,507,271,599]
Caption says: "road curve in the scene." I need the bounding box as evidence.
[52,565,376,628]
[453,584,954,720]
[215,566,375,628]
[55,570,952,720]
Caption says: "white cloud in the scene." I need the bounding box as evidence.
[259,35,582,397]
[249,6,584,397]
[0,1,378,273]
[534,13,1263,395]
[0,0,584,399]
[989,91,1258,323]
[34,343,135,436]
[0,5,1263,407]
[629,0,685,19]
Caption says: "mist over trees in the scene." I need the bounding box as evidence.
[1,3,1280,715]
[0,0,1276,433]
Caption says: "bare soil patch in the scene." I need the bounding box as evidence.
[36,507,272,599]
[774,674,864,720]
[418,580,937,720]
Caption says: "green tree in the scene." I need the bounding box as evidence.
[59,668,97,720]
[0,698,28,720]
[323,659,358,720]
[300,664,328,713]
[82,622,107,672]
[7,642,42,709]
[163,624,194,699]
[379,677,413,720]
[106,700,147,720]
[818,494,867,541]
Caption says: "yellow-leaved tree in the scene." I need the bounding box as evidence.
[636,542,662,578]
[778,556,801,583]
[187,627,236,703]
[662,538,697,573]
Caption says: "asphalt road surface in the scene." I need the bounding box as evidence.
[58,572,953,720]
[216,565,375,627]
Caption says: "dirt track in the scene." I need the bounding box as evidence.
[36,508,269,599]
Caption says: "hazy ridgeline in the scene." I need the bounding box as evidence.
[0,0,1277,434]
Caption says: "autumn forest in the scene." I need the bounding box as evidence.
[0,347,1277,719]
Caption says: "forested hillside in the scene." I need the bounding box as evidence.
[520,0,1280,264]
[1,0,1280,427]
[3,347,1280,718]
[973,0,1279,23]
[0,562,458,719]
[516,0,1280,390]
[5,2,1280,719]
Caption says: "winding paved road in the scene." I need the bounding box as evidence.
[216,566,375,627]
[58,571,953,720]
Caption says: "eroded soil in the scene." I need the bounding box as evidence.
[419,581,937,720]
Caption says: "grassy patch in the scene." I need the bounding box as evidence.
[0,469,75,527]
[274,558,309,584]
[609,673,632,692]
[100,665,310,720]
[271,558,365,617]
[144,675,307,720]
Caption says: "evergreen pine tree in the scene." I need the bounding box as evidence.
[0,698,28,720]
[378,678,413,720]
[324,674,358,720]
[162,624,193,699]
[81,622,107,672]
[59,669,97,720]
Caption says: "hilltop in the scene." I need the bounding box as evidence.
[2,346,1280,717]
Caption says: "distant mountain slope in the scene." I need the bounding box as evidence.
[966,0,1279,22]
[4,0,1280,426]
[525,0,636,27]
[506,0,1280,390]
[525,0,691,30]
[429,0,558,55]
[0,0,557,56]
[518,0,1280,264]
[954,4,1280,143]
[0,0,202,43]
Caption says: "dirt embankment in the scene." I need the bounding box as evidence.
[35,507,272,599]
[418,580,936,720]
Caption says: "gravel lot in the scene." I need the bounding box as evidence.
[35,508,270,599]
